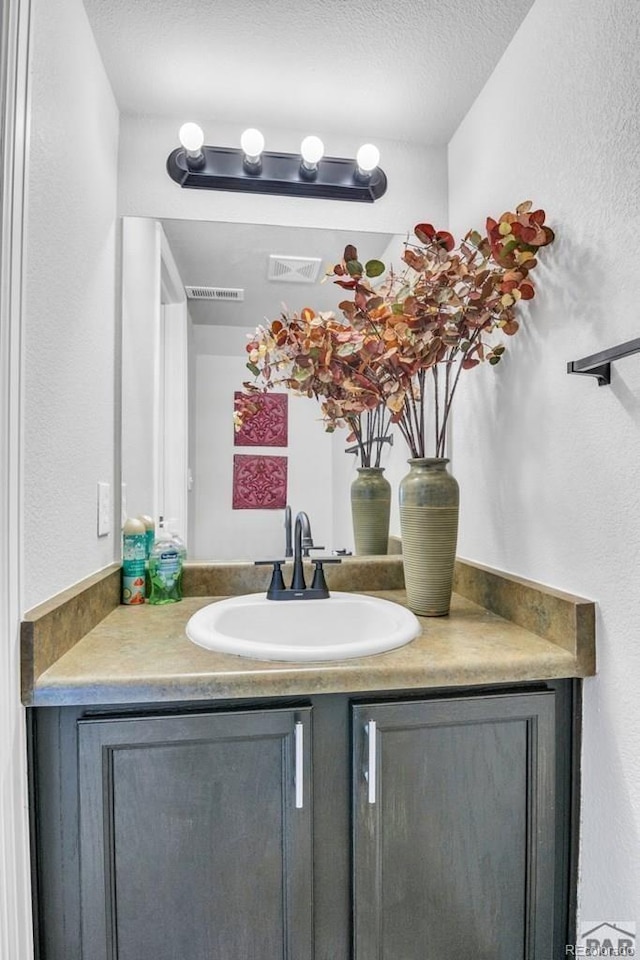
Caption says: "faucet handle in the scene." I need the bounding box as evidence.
[310,561,329,595]
[255,559,287,599]
[302,542,325,557]
[310,557,342,596]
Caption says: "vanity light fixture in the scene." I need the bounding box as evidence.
[178,122,206,169]
[166,125,387,202]
[355,143,381,183]
[299,135,324,180]
[240,128,265,174]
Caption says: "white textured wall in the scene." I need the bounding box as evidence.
[23,0,119,610]
[448,0,640,922]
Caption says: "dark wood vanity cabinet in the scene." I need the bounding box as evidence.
[29,681,578,960]
[77,708,313,960]
[352,693,561,960]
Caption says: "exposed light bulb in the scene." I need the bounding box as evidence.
[178,122,204,153]
[300,135,324,166]
[240,128,265,161]
[356,143,380,173]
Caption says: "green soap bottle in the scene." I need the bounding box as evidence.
[164,517,186,560]
[148,522,183,604]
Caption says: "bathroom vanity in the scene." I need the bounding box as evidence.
[23,558,594,960]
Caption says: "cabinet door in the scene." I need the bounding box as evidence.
[353,692,556,960]
[78,707,312,960]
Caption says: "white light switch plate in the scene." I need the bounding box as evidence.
[97,482,111,537]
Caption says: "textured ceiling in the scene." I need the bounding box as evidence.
[83,0,534,145]
[160,220,396,325]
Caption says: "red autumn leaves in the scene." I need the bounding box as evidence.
[414,222,455,252]
[238,201,555,457]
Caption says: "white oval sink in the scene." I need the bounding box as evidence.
[186,591,421,662]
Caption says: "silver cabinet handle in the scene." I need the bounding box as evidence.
[365,720,377,804]
[295,721,304,809]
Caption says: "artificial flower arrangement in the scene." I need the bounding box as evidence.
[235,201,555,458]
[233,304,394,465]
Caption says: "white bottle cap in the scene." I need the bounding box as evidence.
[123,517,145,535]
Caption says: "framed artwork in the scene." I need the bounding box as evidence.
[233,392,288,447]
[232,455,288,509]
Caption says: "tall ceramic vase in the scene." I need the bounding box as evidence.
[351,467,391,556]
[399,458,459,616]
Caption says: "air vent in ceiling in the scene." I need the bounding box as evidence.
[185,286,244,301]
[268,255,323,284]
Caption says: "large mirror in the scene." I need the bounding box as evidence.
[121,218,406,561]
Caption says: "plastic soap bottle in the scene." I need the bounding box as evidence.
[148,520,183,604]
[138,514,156,597]
[138,514,156,559]
[164,518,186,560]
[122,518,147,604]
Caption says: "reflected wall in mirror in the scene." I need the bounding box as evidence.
[121,219,406,562]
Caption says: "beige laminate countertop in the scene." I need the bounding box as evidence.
[25,574,595,707]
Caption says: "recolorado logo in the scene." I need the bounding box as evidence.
[566,922,636,957]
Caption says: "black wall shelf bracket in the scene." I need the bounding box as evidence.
[567,337,640,387]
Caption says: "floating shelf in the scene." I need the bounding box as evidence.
[567,337,640,386]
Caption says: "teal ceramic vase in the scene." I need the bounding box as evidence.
[399,458,459,616]
[351,467,391,556]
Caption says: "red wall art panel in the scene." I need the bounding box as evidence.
[232,455,288,510]
[234,391,288,447]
